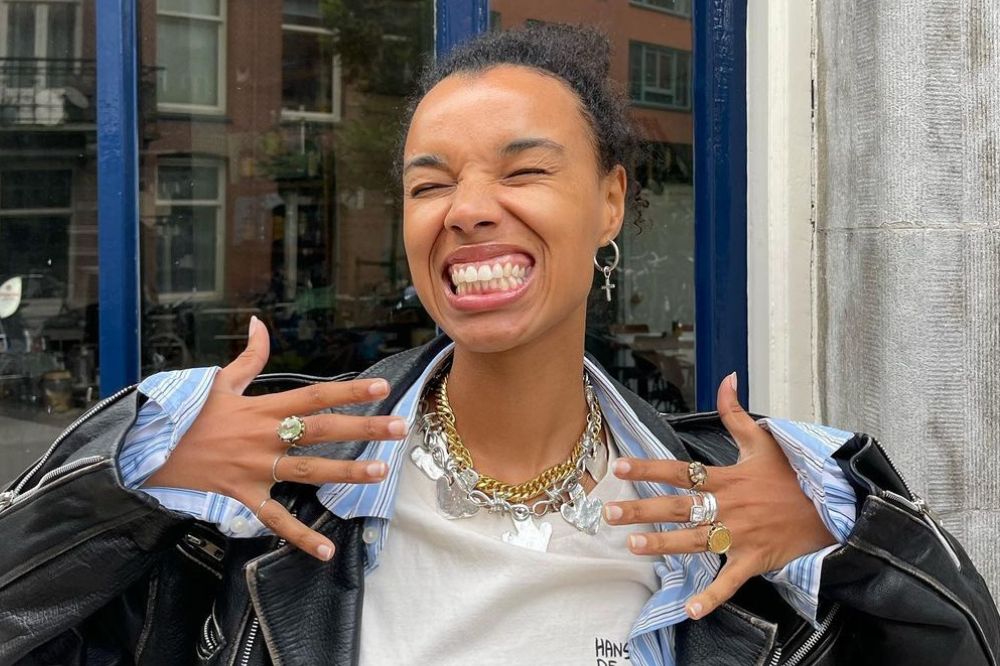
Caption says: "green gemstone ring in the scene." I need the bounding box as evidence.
[277,415,307,445]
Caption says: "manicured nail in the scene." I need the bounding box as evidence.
[687,601,703,619]
[317,543,334,561]
[367,462,387,477]
[387,419,407,437]
[629,534,647,550]
[248,315,259,337]
[728,372,738,392]
[613,460,631,476]
[604,505,623,522]
[369,379,389,396]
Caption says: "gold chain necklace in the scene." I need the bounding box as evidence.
[431,370,602,504]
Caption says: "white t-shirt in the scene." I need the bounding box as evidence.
[360,431,660,665]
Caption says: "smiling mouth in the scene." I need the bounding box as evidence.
[446,255,534,296]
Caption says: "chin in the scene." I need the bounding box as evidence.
[439,317,536,354]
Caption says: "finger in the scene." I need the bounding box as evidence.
[257,377,393,416]
[685,559,756,620]
[274,456,389,485]
[627,526,710,555]
[613,458,727,492]
[252,496,336,562]
[716,372,760,454]
[291,413,408,445]
[217,316,271,394]
[604,495,695,525]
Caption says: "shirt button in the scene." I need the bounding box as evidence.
[228,516,250,535]
[362,527,379,544]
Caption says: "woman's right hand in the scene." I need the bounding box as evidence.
[144,316,408,561]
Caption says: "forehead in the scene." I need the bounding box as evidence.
[405,65,593,159]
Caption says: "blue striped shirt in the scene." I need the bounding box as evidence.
[122,345,857,666]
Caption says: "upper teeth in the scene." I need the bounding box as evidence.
[450,262,528,285]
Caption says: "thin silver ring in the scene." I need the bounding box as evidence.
[593,239,621,273]
[702,491,719,524]
[254,497,272,520]
[271,453,287,483]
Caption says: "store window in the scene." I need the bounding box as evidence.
[0,0,98,483]
[629,41,691,110]
[155,0,225,112]
[491,1,697,412]
[139,0,435,377]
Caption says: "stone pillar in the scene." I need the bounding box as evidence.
[815,0,1000,596]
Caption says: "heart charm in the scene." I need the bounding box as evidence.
[436,469,480,519]
[560,484,602,535]
[502,515,552,552]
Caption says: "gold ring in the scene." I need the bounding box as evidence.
[687,461,708,489]
[271,453,287,483]
[277,415,307,445]
[254,497,272,520]
[706,521,732,554]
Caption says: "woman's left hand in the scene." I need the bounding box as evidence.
[603,374,837,620]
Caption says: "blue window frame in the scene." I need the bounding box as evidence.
[95,0,748,410]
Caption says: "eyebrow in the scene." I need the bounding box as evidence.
[500,137,566,157]
[402,138,566,175]
[402,154,448,174]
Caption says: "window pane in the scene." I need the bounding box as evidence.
[491,3,696,412]
[282,30,333,114]
[157,164,219,200]
[140,0,435,377]
[156,17,219,107]
[0,1,97,486]
[1,170,73,209]
[154,205,218,293]
[7,3,36,58]
[158,0,221,17]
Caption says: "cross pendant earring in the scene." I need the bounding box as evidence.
[601,266,615,302]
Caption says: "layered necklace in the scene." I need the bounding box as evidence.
[409,365,606,552]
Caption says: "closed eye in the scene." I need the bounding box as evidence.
[507,168,548,178]
[409,183,450,197]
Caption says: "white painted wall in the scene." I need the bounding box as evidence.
[745,0,817,420]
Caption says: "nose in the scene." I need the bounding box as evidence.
[443,181,502,235]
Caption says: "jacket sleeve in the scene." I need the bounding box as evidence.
[0,388,195,663]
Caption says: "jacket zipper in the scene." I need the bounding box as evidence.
[2,384,135,505]
[881,490,962,570]
[0,455,108,513]
[767,604,840,666]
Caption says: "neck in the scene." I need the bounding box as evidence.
[443,321,591,485]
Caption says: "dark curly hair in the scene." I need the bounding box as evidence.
[396,23,648,226]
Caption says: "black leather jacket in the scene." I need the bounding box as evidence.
[2,338,998,665]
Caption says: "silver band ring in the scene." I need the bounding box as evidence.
[272,453,287,483]
[277,415,307,445]
[254,497,272,520]
[687,491,719,525]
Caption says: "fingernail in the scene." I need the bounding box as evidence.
[317,543,334,561]
[629,534,647,550]
[368,379,389,396]
[367,462,387,477]
[728,372,738,392]
[604,505,623,522]
[613,460,631,476]
[387,419,407,437]
[687,601,703,619]
[248,315,259,336]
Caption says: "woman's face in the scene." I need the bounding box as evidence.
[402,65,626,353]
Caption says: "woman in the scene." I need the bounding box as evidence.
[1,24,996,666]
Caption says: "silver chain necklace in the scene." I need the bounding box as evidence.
[409,373,605,552]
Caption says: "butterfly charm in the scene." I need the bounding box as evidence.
[560,483,602,535]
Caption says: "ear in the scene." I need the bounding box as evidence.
[599,164,627,244]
